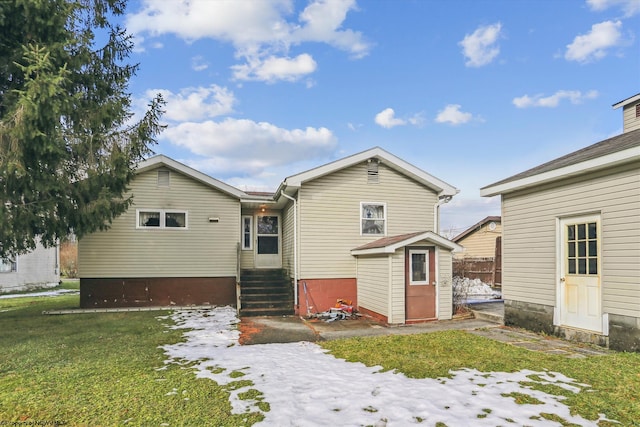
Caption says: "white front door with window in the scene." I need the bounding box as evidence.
[558,215,602,333]
[255,214,281,268]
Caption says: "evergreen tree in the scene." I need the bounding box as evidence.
[0,0,165,256]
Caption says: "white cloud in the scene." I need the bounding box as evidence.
[375,108,406,128]
[459,23,502,67]
[231,54,317,83]
[586,0,640,16]
[191,55,209,72]
[162,118,337,175]
[435,104,474,125]
[126,0,370,82]
[564,20,623,63]
[512,90,599,108]
[148,85,237,122]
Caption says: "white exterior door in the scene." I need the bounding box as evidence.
[255,214,281,268]
[559,215,602,333]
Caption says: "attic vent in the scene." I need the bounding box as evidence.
[157,169,170,187]
[636,104,640,118]
[367,159,379,184]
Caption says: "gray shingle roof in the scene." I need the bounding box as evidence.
[482,128,640,190]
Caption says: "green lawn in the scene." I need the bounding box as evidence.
[0,283,263,426]
[1,286,639,426]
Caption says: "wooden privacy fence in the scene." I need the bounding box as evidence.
[453,257,501,287]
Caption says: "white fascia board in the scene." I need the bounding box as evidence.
[350,232,462,256]
[136,155,248,199]
[480,146,640,197]
[613,93,640,109]
[285,147,459,196]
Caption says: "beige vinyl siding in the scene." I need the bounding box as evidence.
[454,223,502,259]
[437,248,453,319]
[622,103,640,133]
[389,250,406,323]
[299,162,438,278]
[356,255,390,319]
[79,168,240,278]
[281,201,295,277]
[502,162,640,317]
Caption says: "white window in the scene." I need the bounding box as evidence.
[0,257,17,273]
[409,249,429,285]
[361,202,386,235]
[242,215,253,250]
[137,210,187,229]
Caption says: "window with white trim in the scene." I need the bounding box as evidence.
[242,215,253,250]
[409,249,429,285]
[137,210,187,229]
[0,257,17,273]
[361,202,386,235]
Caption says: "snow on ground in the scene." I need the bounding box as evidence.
[158,307,610,427]
[0,288,78,299]
[453,277,502,303]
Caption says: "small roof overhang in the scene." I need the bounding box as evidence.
[137,155,249,199]
[612,92,640,109]
[277,147,459,199]
[351,231,462,256]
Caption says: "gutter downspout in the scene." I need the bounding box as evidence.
[433,194,453,234]
[280,189,298,311]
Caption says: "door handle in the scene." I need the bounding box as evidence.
[560,277,566,282]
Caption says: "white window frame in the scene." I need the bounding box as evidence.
[360,202,387,236]
[136,209,188,230]
[0,257,17,273]
[241,215,253,250]
[409,249,429,285]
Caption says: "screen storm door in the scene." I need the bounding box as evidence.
[559,215,602,333]
[255,214,281,268]
[405,248,436,321]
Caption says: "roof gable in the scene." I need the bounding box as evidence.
[481,129,640,196]
[351,231,462,255]
[136,155,249,199]
[280,147,459,197]
[612,92,640,109]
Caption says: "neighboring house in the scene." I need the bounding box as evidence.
[480,94,640,352]
[79,147,462,324]
[0,243,60,294]
[452,216,502,285]
[452,216,501,259]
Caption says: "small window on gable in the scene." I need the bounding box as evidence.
[636,104,640,118]
[0,257,17,273]
[157,169,170,187]
[367,159,379,184]
[361,202,386,235]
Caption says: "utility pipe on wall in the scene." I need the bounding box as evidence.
[280,189,298,310]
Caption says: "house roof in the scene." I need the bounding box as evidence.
[350,231,462,256]
[136,155,252,200]
[278,146,459,198]
[480,128,640,197]
[612,92,640,109]
[452,216,501,243]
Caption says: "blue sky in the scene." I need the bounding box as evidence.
[122,0,640,236]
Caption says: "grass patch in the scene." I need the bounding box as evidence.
[0,293,263,425]
[501,392,544,405]
[322,330,640,426]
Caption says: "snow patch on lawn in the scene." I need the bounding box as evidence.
[0,288,78,299]
[159,307,611,426]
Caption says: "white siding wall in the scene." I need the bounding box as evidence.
[622,103,640,133]
[356,255,390,318]
[299,162,438,278]
[281,201,295,277]
[438,248,453,319]
[0,244,59,293]
[79,168,240,278]
[502,163,640,318]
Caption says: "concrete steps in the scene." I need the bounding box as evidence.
[239,269,294,317]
